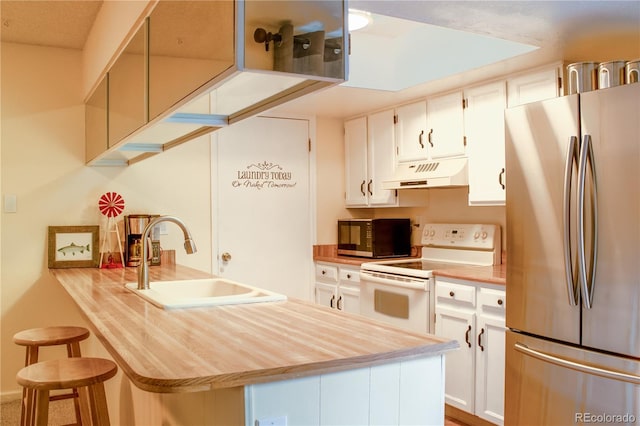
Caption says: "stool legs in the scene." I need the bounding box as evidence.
[29,383,111,426]
[66,340,90,425]
[21,346,39,426]
[33,390,50,426]
[88,382,110,426]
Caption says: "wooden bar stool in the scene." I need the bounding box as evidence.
[16,357,118,426]
[13,326,90,425]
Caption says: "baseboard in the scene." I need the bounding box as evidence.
[445,404,497,426]
[1,390,22,403]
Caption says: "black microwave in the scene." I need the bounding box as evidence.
[337,218,411,258]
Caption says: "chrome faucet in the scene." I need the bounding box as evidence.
[137,215,197,290]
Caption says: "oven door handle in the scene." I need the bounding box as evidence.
[360,270,428,290]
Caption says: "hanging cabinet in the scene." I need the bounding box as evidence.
[85,76,108,163]
[85,0,347,166]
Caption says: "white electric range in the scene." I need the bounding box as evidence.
[359,223,501,334]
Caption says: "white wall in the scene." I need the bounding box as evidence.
[315,117,350,244]
[0,42,212,397]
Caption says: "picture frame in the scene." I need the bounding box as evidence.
[48,225,100,268]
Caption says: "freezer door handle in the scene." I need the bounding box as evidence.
[577,134,599,309]
[563,136,580,306]
[514,342,640,385]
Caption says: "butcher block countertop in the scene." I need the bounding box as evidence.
[313,245,506,286]
[433,264,506,286]
[51,265,457,394]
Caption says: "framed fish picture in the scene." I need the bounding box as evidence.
[48,226,100,268]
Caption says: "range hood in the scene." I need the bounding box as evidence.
[87,0,347,167]
[382,157,469,189]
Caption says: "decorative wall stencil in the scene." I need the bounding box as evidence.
[233,161,297,190]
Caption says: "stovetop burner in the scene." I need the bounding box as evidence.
[385,260,478,272]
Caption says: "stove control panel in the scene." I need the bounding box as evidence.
[421,223,500,251]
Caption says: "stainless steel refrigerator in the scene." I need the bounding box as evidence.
[504,83,639,424]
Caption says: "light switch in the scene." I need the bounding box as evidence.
[4,194,17,213]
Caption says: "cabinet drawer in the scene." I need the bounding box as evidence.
[479,287,506,314]
[339,268,360,284]
[436,281,476,307]
[316,264,338,282]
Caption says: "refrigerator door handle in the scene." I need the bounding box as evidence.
[563,136,580,306]
[514,342,640,385]
[577,134,599,309]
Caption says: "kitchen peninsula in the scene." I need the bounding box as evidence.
[51,264,457,425]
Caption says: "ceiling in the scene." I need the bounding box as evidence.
[2,0,639,119]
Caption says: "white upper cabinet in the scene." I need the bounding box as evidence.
[344,111,397,207]
[464,81,507,206]
[367,109,399,206]
[426,91,465,159]
[507,64,563,107]
[395,101,428,162]
[344,117,370,206]
[395,92,465,162]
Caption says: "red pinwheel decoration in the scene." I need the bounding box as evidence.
[99,192,125,218]
[98,192,125,268]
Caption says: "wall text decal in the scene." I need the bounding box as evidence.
[233,161,297,190]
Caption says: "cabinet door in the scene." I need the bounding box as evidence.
[435,306,475,413]
[148,1,234,121]
[395,101,428,162]
[367,109,398,206]
[85,76,108,163]
[426,91,465,158]
[507,66,561,107]
[464,81,507,206]
[315,282,338,309]
[108,21,147,147]
[337,285,360,314]
[344,117,369,207]
[475,314,506,425]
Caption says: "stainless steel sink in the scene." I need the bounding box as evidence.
[124,278,286,309]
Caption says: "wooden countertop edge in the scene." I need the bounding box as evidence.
[51,266,458,394]
[119,340,459,393]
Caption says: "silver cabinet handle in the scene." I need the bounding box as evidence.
[515,343,640,385]
[563,136,580,306]
[577,134,598,309]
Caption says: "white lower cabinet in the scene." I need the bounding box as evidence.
[315,262,360,314]
[435,277,506,425]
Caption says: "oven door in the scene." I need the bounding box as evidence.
[359,270,433,334]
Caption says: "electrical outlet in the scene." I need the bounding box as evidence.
[414,215,425,229]
[159,222,168,235]
[255,415,287,426]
